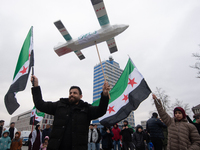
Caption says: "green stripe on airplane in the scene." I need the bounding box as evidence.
[98,15,110,26]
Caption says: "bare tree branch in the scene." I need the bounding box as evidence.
[151,87,171,113]
[151,88,191,117]
[170,99,191,116]
[191,46,200,78]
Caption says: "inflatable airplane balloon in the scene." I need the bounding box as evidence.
[54,0,129,60]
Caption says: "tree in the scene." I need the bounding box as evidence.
[170,99,191,116]
[152,87,171,113]
[191,47,200,78]
[151,87,191,117]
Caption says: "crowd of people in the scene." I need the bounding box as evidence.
[87,94,200,150]
[0,121,52,150]
[1,76,200,150]
[0,110,200,150]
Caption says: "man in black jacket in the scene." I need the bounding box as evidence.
[146,112,166,150]
[31,75,110,150]
[120,120,134,150]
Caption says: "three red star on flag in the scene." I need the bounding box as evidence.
[106,77,138,114]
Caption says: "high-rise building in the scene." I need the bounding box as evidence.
[92,57,135,127]
[93,56,123,101]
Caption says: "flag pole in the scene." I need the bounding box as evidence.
[95,42,106,81]
[31,115,35,132]
[95,41,110,99]
[31,67,34,87]
[31,26,34,87]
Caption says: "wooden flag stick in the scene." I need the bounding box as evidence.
[95,42,106,81]
[95,41,110,99]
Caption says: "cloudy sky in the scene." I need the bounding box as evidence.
[1,0,200,126]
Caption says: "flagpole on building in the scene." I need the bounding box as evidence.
[95,41,110,99]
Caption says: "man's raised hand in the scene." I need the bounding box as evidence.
[31,75,39,87]
[102,81,110,97]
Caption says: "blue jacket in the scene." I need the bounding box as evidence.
[146,116,167,139]
[0,130,11,150]
[42,128,51,143]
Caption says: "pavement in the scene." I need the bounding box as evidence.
[22,146,28,150]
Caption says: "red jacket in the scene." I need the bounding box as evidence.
[112,124,122,141]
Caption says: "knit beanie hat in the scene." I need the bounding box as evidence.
[174,107,186,119]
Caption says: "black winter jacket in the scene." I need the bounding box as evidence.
[120,126,133,142]
[101,127,114,149]
[132,125,147,149]
[31,86,109,150]
[146,116,167,139]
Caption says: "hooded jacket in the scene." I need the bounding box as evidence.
[120,122,133,142]
[112,124,121,141]
[133,125,147,149]
[155,98,200,150]
[0,130,11,150]
[101,127,114,149]
[10,131,22,150]
[32,86,109,150]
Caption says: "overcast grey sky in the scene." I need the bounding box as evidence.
[0,0,200,126]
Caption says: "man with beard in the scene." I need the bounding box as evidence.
[31,75,110,150]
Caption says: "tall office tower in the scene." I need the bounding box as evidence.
[92,57,135,127]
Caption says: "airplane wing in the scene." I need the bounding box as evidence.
[106,38,118,53]
[54,20,85,60]
[91,0,118,53]
[91,0,110,28]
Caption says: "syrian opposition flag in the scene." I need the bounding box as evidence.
[30,106,45,125]
[4,27,34,115]
[92,58,151,126]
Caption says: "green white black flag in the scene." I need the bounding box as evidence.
[92,58,151,126]
[5,27,34,115]
[30,106,45,125]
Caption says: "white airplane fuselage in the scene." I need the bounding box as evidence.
[54,24,129,56]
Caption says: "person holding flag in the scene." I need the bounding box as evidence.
[31,75,110,150]
[153,94,200,149]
